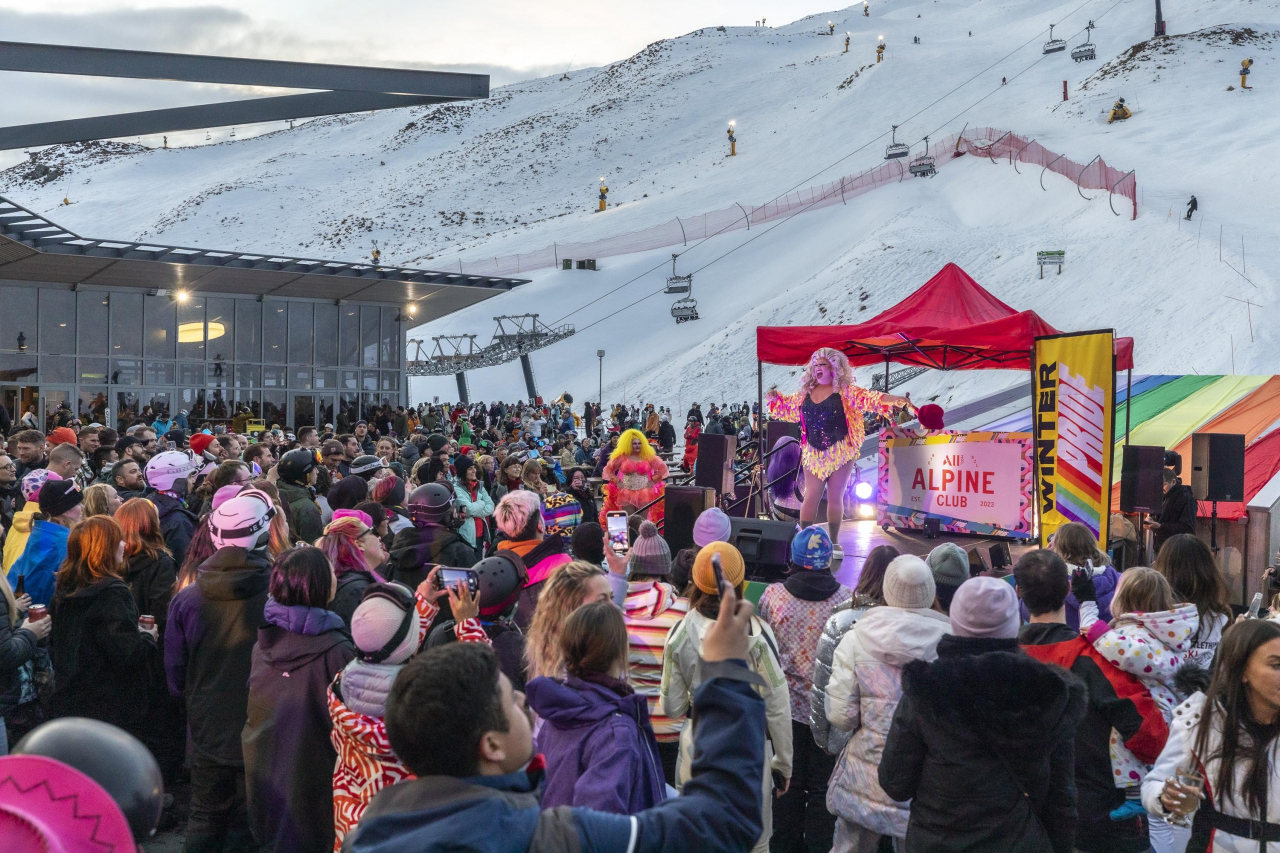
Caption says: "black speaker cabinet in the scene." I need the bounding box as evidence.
[731,517,797,582]
[694,433,736,495]
[1120,445,1166,513]
[765,420,801,451]
[662,486,716,552]
[1192,433,1246,502]
[725,483,760,518]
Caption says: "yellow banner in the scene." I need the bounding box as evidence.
[1033,331,1116,549]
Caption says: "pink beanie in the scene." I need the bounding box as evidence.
[949,576,1021,639]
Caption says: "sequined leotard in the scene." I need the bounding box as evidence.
[768,384,899,480]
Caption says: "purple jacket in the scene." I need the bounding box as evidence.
[1019,563,1120,631]
[525,674,666,815]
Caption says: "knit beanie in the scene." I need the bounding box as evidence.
[327,476,368,511]
[692,541,746,594]
[541,492,582,543]
[38,480,83,518]
[21,469,60,503]
[46,427,77,447]
[211,484,244,512]
[351,585,421,665]
[949,576,1021,639]
[630,521,672,577]
[881,555,937,609]
[927,542,970,609]
[189,433,215,457]
[789,526,833,571]
[571,522,606,564]
[427,434,449,453]
[692,507,733,547]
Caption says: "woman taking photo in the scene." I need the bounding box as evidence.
[1143,619,1280,851]
[46,516,160,746]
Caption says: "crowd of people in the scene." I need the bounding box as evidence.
[0,396,1278,853]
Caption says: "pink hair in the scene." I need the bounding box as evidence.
[495,489,542,539]
[317,516,371,576]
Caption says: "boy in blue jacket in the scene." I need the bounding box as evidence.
[346,579,766,853]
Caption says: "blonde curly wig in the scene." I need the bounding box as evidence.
[799,347,855,394]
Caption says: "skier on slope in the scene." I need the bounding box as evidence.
[1185,196,1198,221]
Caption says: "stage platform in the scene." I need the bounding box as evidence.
[829,519,1037,590]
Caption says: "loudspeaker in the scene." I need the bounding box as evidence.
[662,486,716,552]
[695,433,736,495]
[989,542,1012,570]
[967,547,988,577]
[725,483,760,518]
[730,517,796,582]
[1120,445,1166,514]
[1192,433,1246,502]
[765,420,801,451]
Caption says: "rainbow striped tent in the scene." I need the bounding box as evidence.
[970,376,1280,520]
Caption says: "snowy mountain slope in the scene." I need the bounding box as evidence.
[2,0,1277,410]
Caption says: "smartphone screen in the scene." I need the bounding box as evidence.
[440,568,478,594]
[606,511,629,554]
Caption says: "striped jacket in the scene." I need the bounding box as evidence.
[624,580,689,743]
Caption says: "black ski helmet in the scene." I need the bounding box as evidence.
[15,717,165,840]
[349,454,386,480]
[405,482,460,529]
[472,552,528,616]
[277,448,316,486]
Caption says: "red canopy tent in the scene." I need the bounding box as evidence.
[756,262,1134,372]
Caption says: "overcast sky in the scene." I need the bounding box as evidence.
[1,1,839,166]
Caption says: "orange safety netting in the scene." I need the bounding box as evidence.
[459,128,1137,277]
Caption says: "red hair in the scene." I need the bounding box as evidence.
[117,497,170,561]
[57,516,126,594]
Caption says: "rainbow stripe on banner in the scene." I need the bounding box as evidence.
[1033,331,1116,550]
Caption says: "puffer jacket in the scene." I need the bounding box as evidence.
[1141,692,1278,853]
[2,506,38,572]
[825,605,950,837]
[8,519,70,606]
[328,595,488,851]
[809,598,878,755]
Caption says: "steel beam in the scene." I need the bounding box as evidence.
[0,41,487,98]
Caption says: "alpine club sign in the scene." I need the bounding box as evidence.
[1032,331,1117,550]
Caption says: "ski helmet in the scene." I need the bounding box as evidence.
[472,552,528,617]
[349,454,386,480]
[209,491,276,551]
[145,450,195,492]
[277,448,317,486]
[404,482,460,529]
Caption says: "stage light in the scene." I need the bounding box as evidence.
[854,481,873,500]
[857,503,876,519]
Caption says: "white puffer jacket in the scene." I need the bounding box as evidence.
[1143,692,1280,853]
[809,600,876,756]
[824,605,950,837]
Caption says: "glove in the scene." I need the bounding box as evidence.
[1071,568,1097,603]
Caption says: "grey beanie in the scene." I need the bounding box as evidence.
[927,542,970,607]
[630,521,672,577]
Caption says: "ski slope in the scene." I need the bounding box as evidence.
[2,0,1276,410]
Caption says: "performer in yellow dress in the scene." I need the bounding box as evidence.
[767,347,915,541]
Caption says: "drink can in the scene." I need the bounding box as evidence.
[28,604,47,622]
[139,614,156,630]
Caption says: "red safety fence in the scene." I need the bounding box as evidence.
[459,127,1136,276]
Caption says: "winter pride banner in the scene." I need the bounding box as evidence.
[877,428,1034,539]
[1033,330,1117,550]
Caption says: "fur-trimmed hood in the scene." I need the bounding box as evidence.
[901,634,1087,754]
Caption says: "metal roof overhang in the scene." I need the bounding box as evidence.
[0,195,529,322]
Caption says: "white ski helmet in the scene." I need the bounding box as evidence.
[210,491,276,551]
[145,450,196,492]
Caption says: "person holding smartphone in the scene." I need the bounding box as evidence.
[661,542,791,853]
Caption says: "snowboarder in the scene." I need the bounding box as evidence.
[1241,58,1253,89]
[1108,97,1131,124]
[1185,196,1198,220]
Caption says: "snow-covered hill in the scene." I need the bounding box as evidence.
[3,0,1277,409]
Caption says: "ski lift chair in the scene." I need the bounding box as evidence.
[884,125,910,160]
[908,136,936,177]
[664,253,692,294]
[671,296,699,323]
[1043,24,1067,54]
[1072,23,1096,61]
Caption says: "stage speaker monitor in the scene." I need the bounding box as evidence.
[765,420,801,451]
[730,517,796,583]
[695,433,736,495]
[989,542,1012,571]
[1192,433,1246,502]
[662,486,716,553]
[1120,445,1166,514]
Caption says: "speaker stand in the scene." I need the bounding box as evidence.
[1209,501,1220,553]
